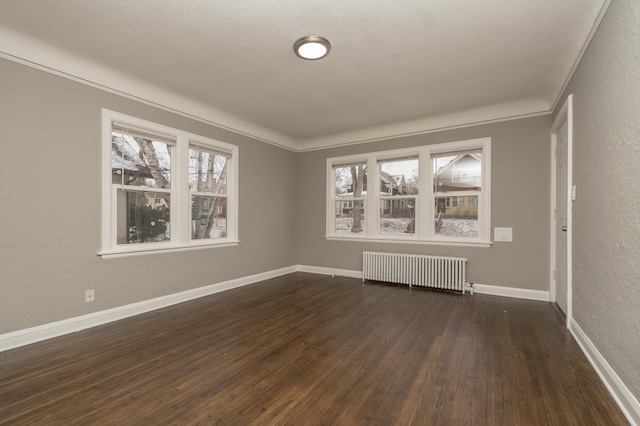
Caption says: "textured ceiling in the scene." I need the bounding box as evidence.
[0,0,608,150]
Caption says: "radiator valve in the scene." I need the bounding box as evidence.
[464,282,474,295]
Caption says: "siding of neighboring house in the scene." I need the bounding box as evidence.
[435,195,478,218]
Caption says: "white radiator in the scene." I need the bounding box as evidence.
[362,251,472,294]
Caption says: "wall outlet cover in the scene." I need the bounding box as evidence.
[494,227,513,242]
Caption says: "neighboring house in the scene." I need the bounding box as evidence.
[380,173,413,218]
[381,173,407,196]
[336,156,480,220]
[433,153,481,218]
[337,170,412,217]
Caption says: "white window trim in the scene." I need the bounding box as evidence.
[326,138,491,247]
[99,109,239,259]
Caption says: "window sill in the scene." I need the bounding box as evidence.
[325,235,492,248]
[98,240,240,259]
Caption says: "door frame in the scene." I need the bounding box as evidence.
[550,94,573,328]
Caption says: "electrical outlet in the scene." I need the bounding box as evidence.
[85,289,95,303]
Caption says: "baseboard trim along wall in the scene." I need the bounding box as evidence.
[570,318,640,426]
[0,266,297,353]
[296,265,551,302]
[296,265,363,279]
[0,266,548,353]
[471,283,550,302]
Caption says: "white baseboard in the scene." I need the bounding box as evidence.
[0,266,297,353]
[471,283,550,301]
[297,265,363,279]
[296,266,549,302]
[570,318,640,426]
[0,266,561,352]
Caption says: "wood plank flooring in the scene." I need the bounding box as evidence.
[0,272,628,425]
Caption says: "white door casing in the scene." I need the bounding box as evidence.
[550,94,573,328]
[556,120,569,315]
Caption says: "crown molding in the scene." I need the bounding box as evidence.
[296,101,552,152]
[1,25,554,154]
[551,0,612,113]
[0,26,298,152]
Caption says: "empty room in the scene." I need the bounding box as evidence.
[0,0,639,424]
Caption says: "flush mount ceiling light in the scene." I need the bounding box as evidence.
[294,36,331,60]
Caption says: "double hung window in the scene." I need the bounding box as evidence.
[101,110,238,258]
[378,156,419,236]
[326,138,491,246]
[333,162,367,234]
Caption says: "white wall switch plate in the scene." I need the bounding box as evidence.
[494,227,513,242]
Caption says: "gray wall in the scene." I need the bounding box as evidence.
[0,58,298,334]
[297,115,552,291]
[555,0,640,399]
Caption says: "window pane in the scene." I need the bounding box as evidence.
[116,189,170,244]
[380,198,416,236]
[192,195,227,239]
[433,149,481,238]
[335,163,367,196]
[112,131,172,188]
[335,200,365,234]
[434,196,478,238]
[189,145,227,194]
[433,149,481,190]
[379,158,418,195]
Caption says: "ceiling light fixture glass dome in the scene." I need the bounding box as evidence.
[294,36,331,60]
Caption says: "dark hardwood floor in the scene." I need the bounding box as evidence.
[0,273,628,425]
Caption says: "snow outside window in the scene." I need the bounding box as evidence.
[326,138,491,246]
[100,110,239,258]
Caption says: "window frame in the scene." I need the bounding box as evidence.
[100,109,239,258]
[326,138,491,247]
[331,160,369,238]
